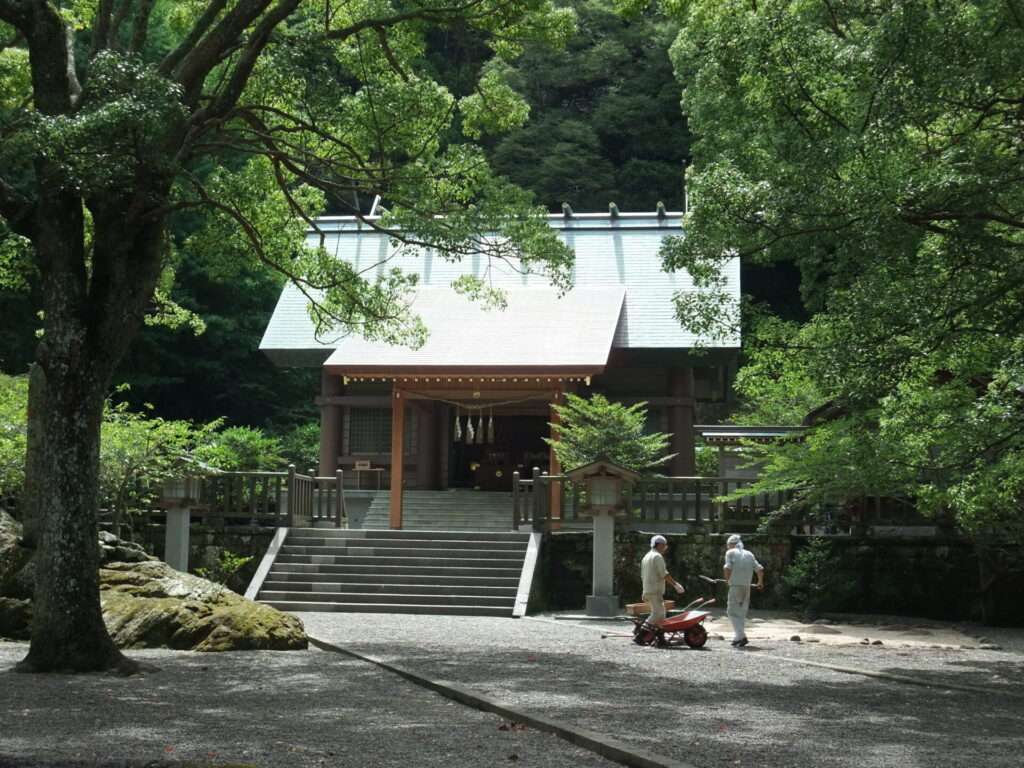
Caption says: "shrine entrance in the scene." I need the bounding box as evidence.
[448,412,550,490]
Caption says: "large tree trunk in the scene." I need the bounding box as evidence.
[16,359,134,673]
[15,199,164,674]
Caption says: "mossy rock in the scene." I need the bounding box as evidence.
[0,510,34,600]
[100,560,307,651]
[0,596,31,639]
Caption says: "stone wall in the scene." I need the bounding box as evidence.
[537,531,1024,624]
[131,524,276,593]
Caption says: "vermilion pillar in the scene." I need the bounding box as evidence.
[389,388,405,529]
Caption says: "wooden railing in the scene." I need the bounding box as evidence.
[513,471,793,533]
[110,466,348,530]
[512,471,936,535]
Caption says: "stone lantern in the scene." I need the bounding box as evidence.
[564,455,640,616]
[159,458,219,572]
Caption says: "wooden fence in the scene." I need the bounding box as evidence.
[106,466,348,531]
[511,470,931,535]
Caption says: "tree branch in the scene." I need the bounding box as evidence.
[127,0,155,54]
[89,0,115,59]
[326,1,488,42]
[172,0,276,103]
[200,0,302,123]
[158,0,228,75]
[109,0,135,52]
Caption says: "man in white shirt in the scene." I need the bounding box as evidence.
[723,533,764,647]
[641,535,685,625]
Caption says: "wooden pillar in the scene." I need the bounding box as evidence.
[318,370,344,476]
[415,402,438,489]
[390,388,405,529]
[549,382,565,528]
[669,367,696,476]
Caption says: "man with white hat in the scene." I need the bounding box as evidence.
[641,535,685,625]
[723,534,764,647]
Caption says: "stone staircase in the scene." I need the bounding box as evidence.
[252,528,533,617]
[362,490,515,532]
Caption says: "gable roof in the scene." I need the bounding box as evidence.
[260,212,741,367]
[323,285,624,376]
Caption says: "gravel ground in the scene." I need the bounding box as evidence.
[301,612,1024,768]
[0,640,618,768]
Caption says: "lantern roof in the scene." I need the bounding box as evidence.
[563,454,641,485]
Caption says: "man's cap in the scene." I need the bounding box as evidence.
[651,535,667,547]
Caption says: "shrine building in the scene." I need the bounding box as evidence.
[260,209,740,527]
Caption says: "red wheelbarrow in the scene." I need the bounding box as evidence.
[620,598,716,649]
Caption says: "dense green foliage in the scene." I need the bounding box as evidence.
[487,0,688,211]
[0,373,26,499]
[546,393,673,473]
[664,1,1024,553]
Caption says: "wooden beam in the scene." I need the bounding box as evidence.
[314,395,392,407]
[390,389,405,529]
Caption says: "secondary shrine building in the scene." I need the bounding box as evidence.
[260,210,740,524]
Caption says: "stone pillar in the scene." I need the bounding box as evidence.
[318,370,344,476]
[669,367,696,476]
[415,402,438,489]
[586,512,619,616]
[389,388,405,529]
[164,506,190,572]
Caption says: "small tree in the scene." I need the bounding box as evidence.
[545,393,674,474]
[0,374,27,503]
[199,426,285,472]
[99,393,220,532]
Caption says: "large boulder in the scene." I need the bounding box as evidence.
[0,510,33,599]
[100,560,307,651]
[0,521,306,651]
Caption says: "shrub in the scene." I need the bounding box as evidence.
[783,537,862,617]
[545,393,674,474]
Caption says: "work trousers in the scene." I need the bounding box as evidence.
[643,592,667,625]
[727,584,751,640]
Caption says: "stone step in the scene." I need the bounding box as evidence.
[278,544,525,560]
[267,562,522,578]
[260,600,513,617]
[288,530,529,543]
[283,537,528,552]
[288,540,528,552]
[261,581,518,597]
[274,553,519,569]
[259,590,514,607]
[265,570,520,587]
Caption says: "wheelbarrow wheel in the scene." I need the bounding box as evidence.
[684,624,708,649]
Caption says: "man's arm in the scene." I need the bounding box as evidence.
[664,572,684,592]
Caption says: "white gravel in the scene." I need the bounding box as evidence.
[0,640,618,768]
[301,612,1024,768]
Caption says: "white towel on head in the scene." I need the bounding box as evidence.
[727,534,744,549]
[651,535,667,548]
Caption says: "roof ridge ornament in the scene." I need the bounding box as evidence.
[609,202,620,218]
[656,201,667,218]
[562,202,573,219]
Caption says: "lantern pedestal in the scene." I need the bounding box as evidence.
[165,506,190,572]
[585,510,619,617]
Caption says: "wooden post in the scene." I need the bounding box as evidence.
[415,401,438,489]
[390,388,405,529]
[549,383,564,530]
[335,469,345,528]
[669,367,697,476]
[319,371,344,476]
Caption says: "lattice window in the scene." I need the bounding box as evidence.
[347,407,414,455]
